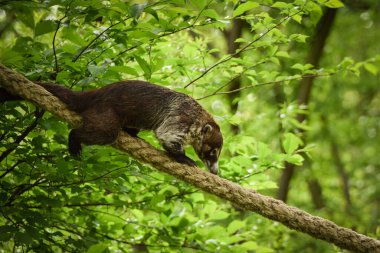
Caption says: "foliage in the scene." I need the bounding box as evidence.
[0,0,379,252]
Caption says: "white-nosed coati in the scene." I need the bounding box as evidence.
[0,81,223,174]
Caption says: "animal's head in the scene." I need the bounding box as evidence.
[194,122,223,175]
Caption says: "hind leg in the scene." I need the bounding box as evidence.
[68,129,82,156]
[68,107,120,156]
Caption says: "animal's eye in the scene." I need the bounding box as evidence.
[210,149,218,157]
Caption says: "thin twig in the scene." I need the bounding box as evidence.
[193,0,214,25]
[80,0,176,64]
[112,0,217,62]
[0,109,44,163]
[0,160,25,179]
[52,0,74,74]
[235,167,274,183]
[0,111,35,142]
[41,166,128,188]
[86,44,114,66]
[52,17,64,74]
[72,18,131,63]
[4,178,47,206]
[113,21,216,61]
[69,222,213,253]
[184,9,304,88]
[198,73,334,100]
[196,60,267,100]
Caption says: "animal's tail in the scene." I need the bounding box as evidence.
[38,83,76,108]
[0,82,76,109]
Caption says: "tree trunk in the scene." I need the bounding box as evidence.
[308,179,325,210]
[224,18,245,134]
[331,140,351,211]
[277,8,338,202]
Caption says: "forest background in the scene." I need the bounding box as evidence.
[0,0,379,252]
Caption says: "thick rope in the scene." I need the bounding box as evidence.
[0,65,82,127]
[1,64,379,253]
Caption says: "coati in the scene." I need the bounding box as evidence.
[0,81,223,174]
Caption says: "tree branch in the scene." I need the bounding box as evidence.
[52,0,74,74]
[0,160,25,179]
[5,178,47,206]
[0,109,44,163]
[0,64,379,253]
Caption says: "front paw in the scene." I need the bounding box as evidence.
[169,153,196,167]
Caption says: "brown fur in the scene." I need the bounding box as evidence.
[0,81,223,174]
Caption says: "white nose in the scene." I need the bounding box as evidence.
[206,161,218,175]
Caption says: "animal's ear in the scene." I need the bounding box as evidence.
[203,124,213,133]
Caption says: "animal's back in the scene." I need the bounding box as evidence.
[78,80,193,130]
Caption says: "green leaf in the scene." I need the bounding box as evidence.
[292,14,302,24]
[190,192,205,202]
[291,63,306,71]
[123,224,136,234]
[231,155,253,168]
[0,48,23,67]
[87,243,108,253]
[290,34,308,43]
[130,4,145,19]
[323,0,344,8]
[15,231,34,244]
[282,133,302,154]
[158,185,179,195]
[135,56,151,79]
[123,66,139,76]
[227,220,245,235]
[270,56,280,65]
[62,27,86,46]
[202,9,219,20]
[339,57,355,68]
[254,180,278,191]
[240,241,258,250]
[364,63,378,75]
[88,65,107,77]
[17,11,35,30]
[145,8,159,21]
[271,2,291,9]
[235,38,249,44]
[285,154,304,166]
[192,0,207,10]
[257,142,272,159]
[276,51,290,58]
[306,1,323,25]
[208,210,230,220]
[0,226,17,242]
[228,113,243,126]
[0,231,12,242]
[35,20,56,36]
[233,2,259,17]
